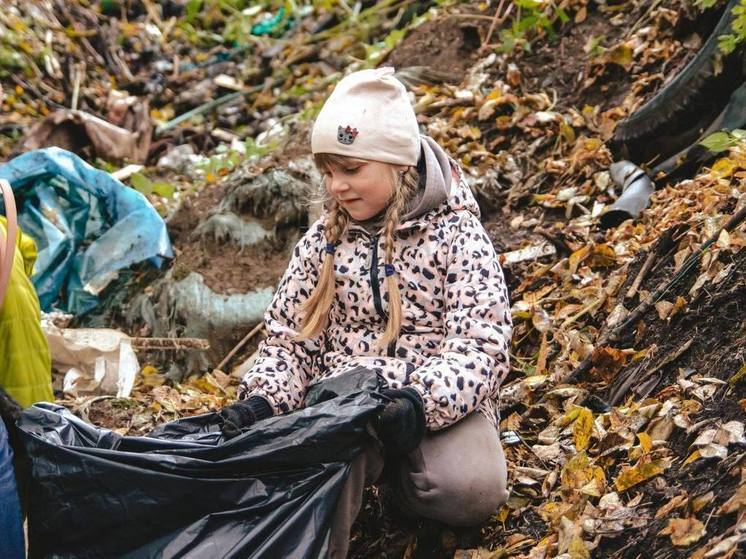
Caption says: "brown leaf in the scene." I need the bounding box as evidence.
[655,493,688,519]
[658,517,706,547]
[719,483,746,515]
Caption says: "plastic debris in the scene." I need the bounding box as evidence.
[44,325,139,398]
[0,147,172,314]
[17,382,385,558]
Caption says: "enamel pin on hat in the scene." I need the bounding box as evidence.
[337,125,359,145]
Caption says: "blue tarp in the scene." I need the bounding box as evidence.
[0,147,172,315]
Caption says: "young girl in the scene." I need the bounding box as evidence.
[220,67,513,557]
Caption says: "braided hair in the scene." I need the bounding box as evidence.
[300,153,419,347]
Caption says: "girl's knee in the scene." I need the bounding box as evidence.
[400,467,509,527]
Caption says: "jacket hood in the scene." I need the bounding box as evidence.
[400,135,480,226]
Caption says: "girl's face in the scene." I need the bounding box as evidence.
[323,159,402,221]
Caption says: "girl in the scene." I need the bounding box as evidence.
[220,67,512,558]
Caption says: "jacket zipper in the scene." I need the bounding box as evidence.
[359,231,397,358]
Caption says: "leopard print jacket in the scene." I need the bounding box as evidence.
[239,167,512,431]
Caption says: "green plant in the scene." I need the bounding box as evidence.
[695,0,746,54]
[130,173,176,199]
[497,0,570,54]
[699,129,746,152]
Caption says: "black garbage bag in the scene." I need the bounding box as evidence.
[16,376,385,559]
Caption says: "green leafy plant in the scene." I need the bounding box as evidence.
[497,0,570,53]
[695,0,746,54]
[699,129,746,152]
[130,173,176,199]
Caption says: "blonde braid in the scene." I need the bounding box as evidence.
[299,202,348,338]
[378,166,419,348]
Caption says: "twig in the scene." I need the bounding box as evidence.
[70,63,83,111]
[515,431,550,470]
[216,322,265,372]
[563,204,746,385]
[626,249,656,299]
[607,339,693,406]
[156,91,243,135]
[484,0,512,46]
[130,337,210,350]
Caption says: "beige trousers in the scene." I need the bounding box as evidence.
[328,412,509,558]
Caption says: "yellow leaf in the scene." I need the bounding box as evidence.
[583,137,603,151]
[671,296,687,317]
[560,122,576,144]
[573,408,594,452]
[638,432,652,454]
[560,407,582,427]
[614,459,668,491]
[568,534,590,559]
[711,157,736,179]
[140,364,164,387]
[683,450,701,466]
[659,517,706,547]
[561,452,606,495]
[494,505,510,522]
[608,42,634,68]
[568,244,592,275]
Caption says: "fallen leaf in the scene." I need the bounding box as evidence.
[637,432,653,454]
[655,300,674,320]
[691,491,714,513]
[719,483,746,515]
[683,450,702,466]
[573,407,594,451]
[659,517,706,547]
[567,534,590,559]
[615,459,669,491]
[655,493,688,519]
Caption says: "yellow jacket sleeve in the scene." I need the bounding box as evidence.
[0,216,53,408]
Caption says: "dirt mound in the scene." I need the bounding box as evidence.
[387,15,486,80]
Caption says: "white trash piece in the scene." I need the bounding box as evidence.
[44,326,139,398]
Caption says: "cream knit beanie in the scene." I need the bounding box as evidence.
[311,67,421,166]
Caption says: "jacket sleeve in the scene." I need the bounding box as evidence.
[238,220,326,414]
[407,212,512,430]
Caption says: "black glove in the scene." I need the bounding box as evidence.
[219,396,273,440]
[0,387,22,424]
[375,388,426,455]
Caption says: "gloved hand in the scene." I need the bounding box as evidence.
[0,387,21,424]
[374,388,426,455]
[218,396,273,440]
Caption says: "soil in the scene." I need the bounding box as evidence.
[386,11,490,81]
[166,181,293,294]
[517,2,701,114]
[596,249,746,557]
[172,235,292,294]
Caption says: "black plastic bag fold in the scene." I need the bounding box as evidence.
[17,387,384,559]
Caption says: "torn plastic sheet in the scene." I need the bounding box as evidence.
[0,147,172,315]
[17,385,385,559]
